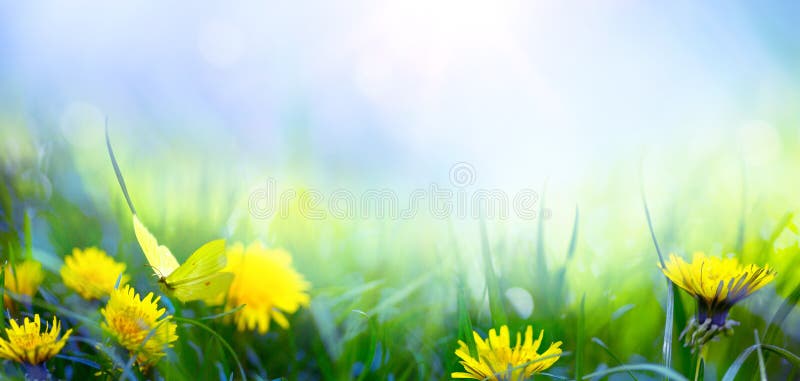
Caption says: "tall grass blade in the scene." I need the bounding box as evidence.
[753,330,767,381]
[535,182,550,312]
[105,122,137,215]
[763,282,800,345]
[757,212,794,259]
[575,294,585,381]
[640,166,674,374]
[368,273,430,315]
[761,215,799,352]
[580,364,689,381]
[449,220,478,358]
[23,208,31,260]
[592,337,638,381]
[478,217,507,327]
[0,263,4,331]
[735,159,746,254]
[199,304,245,321]
[457,279,477,358]
[353,311,379,381]
[554,206,579,310]
[722,343,800,381]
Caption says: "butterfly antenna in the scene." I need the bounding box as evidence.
[105,118,137,215]
[144,263,164,279]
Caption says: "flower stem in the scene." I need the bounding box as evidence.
[693,345,707,381]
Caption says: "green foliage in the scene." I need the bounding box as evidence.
[0,122,799,380]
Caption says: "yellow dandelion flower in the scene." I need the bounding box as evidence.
[3,260,45,307]
[0,314,72,365]
[453,325,562,380]
[221,242,310,334]
[101,285,177,367]
[660,252,776,346]
[60,247,129,300]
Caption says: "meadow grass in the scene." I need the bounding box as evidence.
[1,121,800,380]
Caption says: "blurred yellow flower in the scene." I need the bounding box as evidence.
[660,252,776,346]
[3,259,45,307]
[452,325,562,380]
[60,247,129,300]
[101,285,177,367]
[221,242,310,334]
[0,314,72,365]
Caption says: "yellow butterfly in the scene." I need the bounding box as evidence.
[106,125,232,303]
[132,215,233,303]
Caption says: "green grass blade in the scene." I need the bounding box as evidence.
[0,264,4,331]
[457,277,477,358]
[353,310,378,381]
[580,364,689,381]
[565,205,579,261]
[554,206,579,310]
[723,343,800,381]
[671,284,691,374]
[575,294,585,381]
[763,282,800,345]
[534,182,550,311]
[662,281,676,370]
[368,273,430,315]
[640,171,674,374]
[174,317,246,381]
[761,344,800,366]
[105,122,137,215]
[479,217,507,327]
[69,336,140,380]
[449,221,478,358]
[591,337,638,381]
[757,211,793,259]
[735,159,746,254]
[199,304,246,321]
[23,208,31,260]
[753,330,767,381]
[640,173,665,267]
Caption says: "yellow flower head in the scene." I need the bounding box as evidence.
[0,314,72,365]
[61,247,129,300]
[101,285,177,367]
[222,242,311,334]
[660,252,775,326]
[3,260,45,307]
[453,325,562,380]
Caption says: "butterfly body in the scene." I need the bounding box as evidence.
[133,215,232,303]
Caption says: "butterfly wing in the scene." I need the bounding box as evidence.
[168,271,234,303]
[166,239,231,302]
[133,215,180,278]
